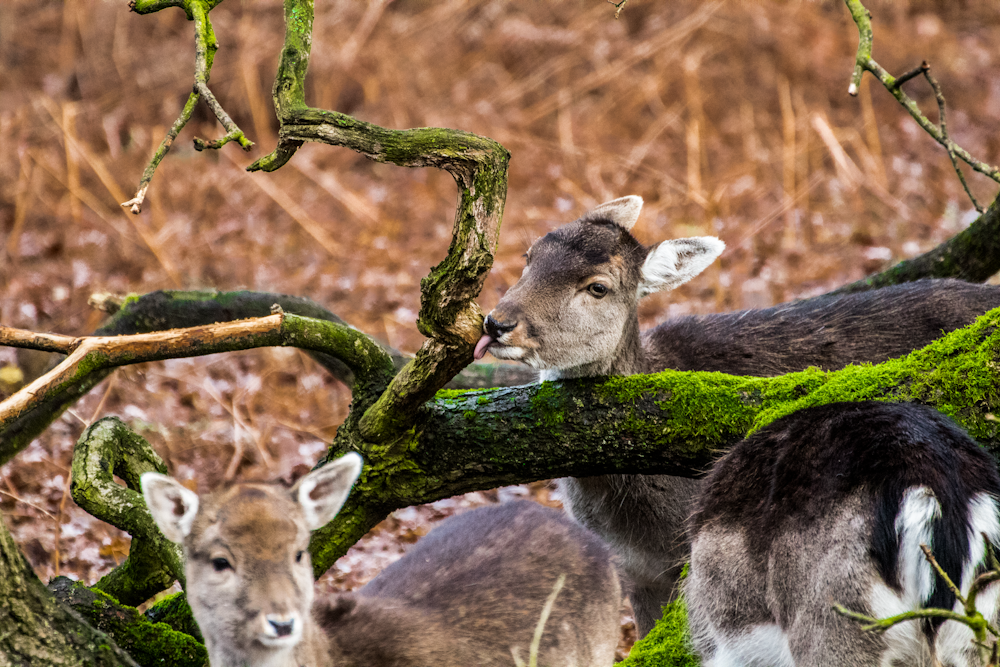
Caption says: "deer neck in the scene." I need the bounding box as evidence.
[540,314,645,381]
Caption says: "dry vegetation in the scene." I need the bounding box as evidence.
[1,0,998,657]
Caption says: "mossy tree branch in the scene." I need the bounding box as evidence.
[306,306,1000,574]
[71,417,184,606]
[0,512,143,666]
[241,0,511,440]
[43,304,1000,586]
[0,312,395,465]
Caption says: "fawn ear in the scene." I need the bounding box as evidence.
[579,195,644,231]
[639,237,725,297]
[142,472,200,543]
[293,453,364,531]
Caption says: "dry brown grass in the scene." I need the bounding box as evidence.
[1,0,999,656]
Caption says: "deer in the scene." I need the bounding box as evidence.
[475,194,1000,637]
[685,400,1000,666]
[142,453,622,667]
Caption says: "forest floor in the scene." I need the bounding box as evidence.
[2,0,999,658]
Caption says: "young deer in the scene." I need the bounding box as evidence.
[476,195,1000,636]
[142,456,622,667]
[685,401,1000,667]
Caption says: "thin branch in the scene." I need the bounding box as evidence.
[607,0,630,19]
[921,67,983,212]
[123,0,252,214]
[844,0,1000,187]
[890,61,928,90]
[0,314,395,440]
[833,603,973,633]
[920,543,967,607]
[120,92,199,214]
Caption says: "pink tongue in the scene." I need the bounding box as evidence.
[473,335,494,360]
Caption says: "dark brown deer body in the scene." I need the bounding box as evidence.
[143,459,621,667]
[477,195,1000,637]
[686,401,1000,666]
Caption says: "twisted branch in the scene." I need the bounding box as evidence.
[71,418,184,605]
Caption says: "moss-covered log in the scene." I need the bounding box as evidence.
[48,578,207,667]
[305,306,1000,575]
[834,192,1000,294]
[0,513,141,666]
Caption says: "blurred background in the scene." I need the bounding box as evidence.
[1,0,998,655]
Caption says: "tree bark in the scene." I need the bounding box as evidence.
[0,513,141,667]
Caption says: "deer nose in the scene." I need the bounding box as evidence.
[484,314,516,338]
[267,617,296,638]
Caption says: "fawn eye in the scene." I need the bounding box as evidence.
[295,550,306,564]
[587,283,609,298]
[211,557,232,572]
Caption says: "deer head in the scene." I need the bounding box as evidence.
[476,195,724,378]
[142,453,363,667]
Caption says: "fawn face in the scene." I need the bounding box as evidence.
[142,453,362,667]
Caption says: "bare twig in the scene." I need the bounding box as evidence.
[844,0,1000,193]
[0,315,395,436]
[123,0,252,214]
[607,0,629,19]
[921,67,983,212]
[920,543,966,606]
[833,602,976,633]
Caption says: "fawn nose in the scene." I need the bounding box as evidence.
[267,617,296,638]
[484,314,516,338]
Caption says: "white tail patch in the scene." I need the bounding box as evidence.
[895,486,941,608]
[638,237,725,297]
[960,492,1000,591]
[141,472,200,542]
[579,195,644,230]
[709,624,795,667]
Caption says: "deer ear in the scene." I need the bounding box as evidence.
[579,195,643,231]
[639,237,725,297]
[293,452,363,531]
[142,472,200,543]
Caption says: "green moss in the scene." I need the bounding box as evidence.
[621,596,699,667]
[49,578,207,667]
[463,410,477,421]
[477,396,490,405]
[531,380,567,428]
[144,592,203,643]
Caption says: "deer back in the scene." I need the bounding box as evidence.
[644,278,1000,376]
[316,500,622,667]
[685,402,1000,666]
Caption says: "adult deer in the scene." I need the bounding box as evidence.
[476,195,1000,636]
[685,401,1000,666]
[142,455,621,667]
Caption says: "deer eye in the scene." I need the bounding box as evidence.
[587,283,609,298]
[211,557,233,572]
[295,550,306,564]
